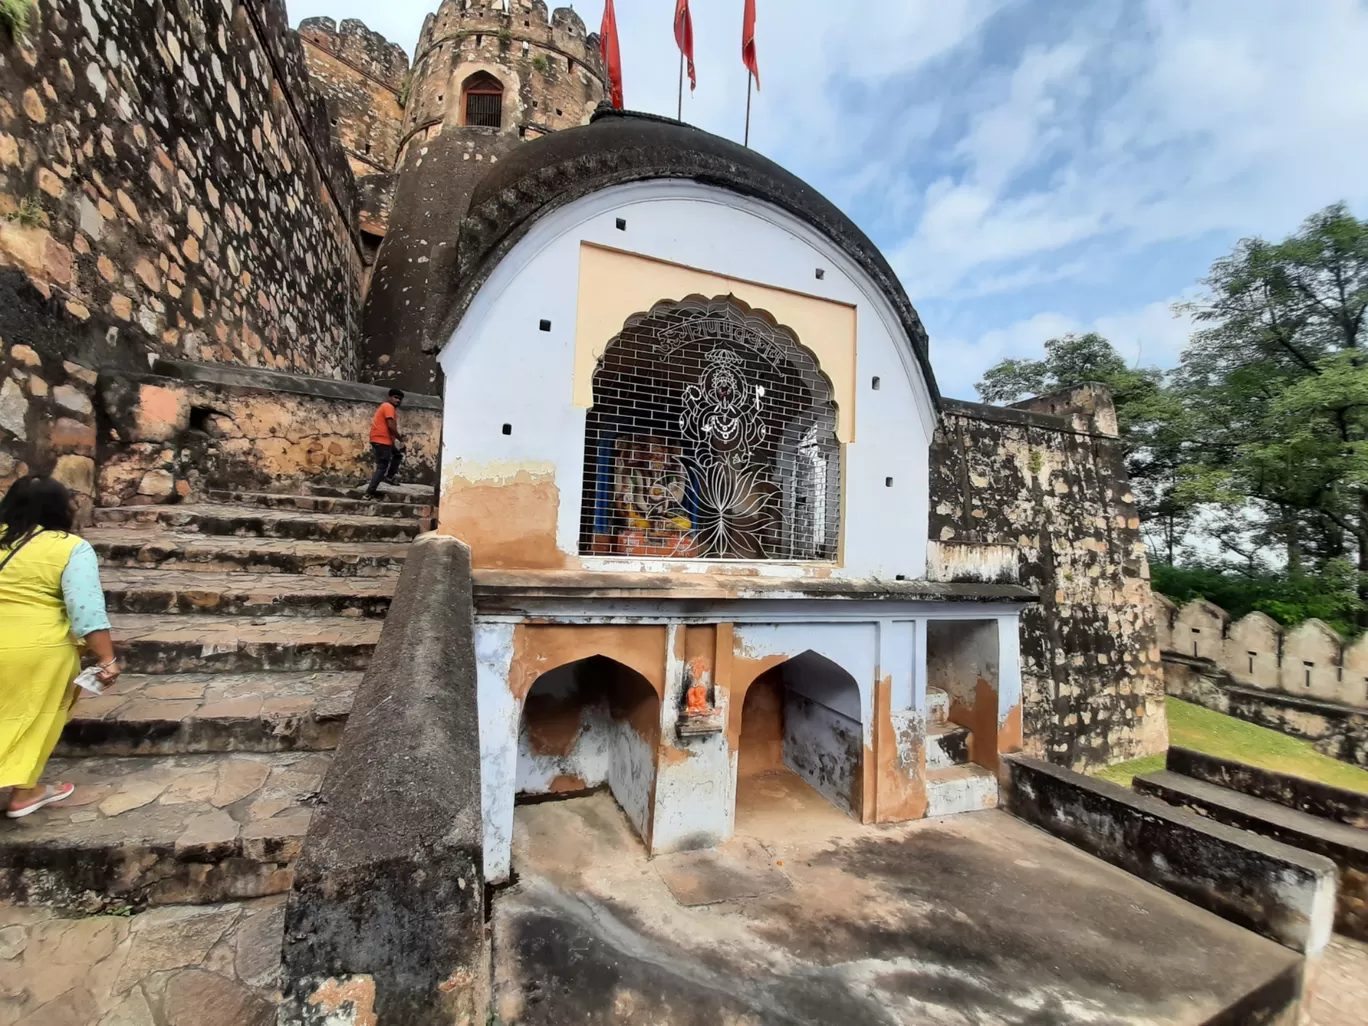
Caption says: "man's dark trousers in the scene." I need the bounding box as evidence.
[365,443,402,496]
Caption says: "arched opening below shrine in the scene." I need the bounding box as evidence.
[926,620,1002,772]
[516,656,660,846]
[735,652,863,830]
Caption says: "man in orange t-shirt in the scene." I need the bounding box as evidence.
[365,389,405,498]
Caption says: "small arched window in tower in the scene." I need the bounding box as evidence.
[463,72,504,128]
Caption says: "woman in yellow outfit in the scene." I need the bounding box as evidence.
[0,476,119,818]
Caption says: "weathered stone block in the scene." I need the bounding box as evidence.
[137,469,176,500]
[48,416,96,451]
[0,378,27,441]
[280,536,486,1026]
[52,383,92,416]
[9,343,41,368]
[52,453,95,495]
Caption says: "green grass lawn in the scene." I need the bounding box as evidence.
[1094,697,1368,793]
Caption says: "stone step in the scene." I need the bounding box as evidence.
[56,672,360,757]
[93,503,421,543]
[1135,770,1368,939]
[102,567,396,618]
[927,687,950,726]
[294,480,435,503]
[926,764,999,818]
[927,722,972,771]
[112,613,381,674]
[0,751,329,910]
[206,488,433,519]
[88,528,410,577]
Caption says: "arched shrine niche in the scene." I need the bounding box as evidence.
[517,656,660,846]
[580,297,842,562]
[736,651,864,827]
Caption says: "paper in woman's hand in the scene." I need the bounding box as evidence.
[73,666,105,695]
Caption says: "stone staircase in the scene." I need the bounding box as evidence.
[925,686,1000,816]
[0,483,430,1024]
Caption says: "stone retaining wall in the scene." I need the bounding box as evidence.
[1167,747,1368,829]
[95,362,440,506]
[0,0,365,505]
[1154,595,1368,709]
[1164,654,1368,769]
[1002,755,1337,959]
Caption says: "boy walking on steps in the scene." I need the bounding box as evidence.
[365,388,405,498]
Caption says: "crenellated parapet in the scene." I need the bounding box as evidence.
[299,16,411,93]
[399,0,608,162]
[1153,594,1368,709]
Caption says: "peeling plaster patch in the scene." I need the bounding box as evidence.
[925,541,1018,584]
[303,975,379,1026]
[440,460,564,569]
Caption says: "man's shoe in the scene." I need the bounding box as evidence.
[384,476,399,486]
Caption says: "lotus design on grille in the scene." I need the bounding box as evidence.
[676,348,780,559]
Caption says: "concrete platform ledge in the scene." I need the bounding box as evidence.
[1166,746,1368,829]
[1002,755,1337,957]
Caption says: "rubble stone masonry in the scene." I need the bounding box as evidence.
[0,0,364,508]
[929,386,1168,769]
[298,16,407,238]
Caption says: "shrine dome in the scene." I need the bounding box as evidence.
[426,106,940,406]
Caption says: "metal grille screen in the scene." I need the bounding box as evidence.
[581,297,841,562]
[465,91,502,128]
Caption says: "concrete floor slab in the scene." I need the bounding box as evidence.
[493,780,1304,1026]
[654,840,791,908]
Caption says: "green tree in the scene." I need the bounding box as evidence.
[1175,203,1368,611]
[976,333,1193,561]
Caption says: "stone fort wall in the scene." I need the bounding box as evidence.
[0,0,365,512]
[929,386,1168,770]
[1154,595,1368,709]
[298,16,407,241]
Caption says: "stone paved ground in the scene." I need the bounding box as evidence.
[1311,934,1368,1026]
[496,794,1305,1025]
[0,897,283,1026]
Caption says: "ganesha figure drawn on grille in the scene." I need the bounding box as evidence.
[612,436,699,558]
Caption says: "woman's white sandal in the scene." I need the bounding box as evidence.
[5,782,75,818]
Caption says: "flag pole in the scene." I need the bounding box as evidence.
[678,50,684,121]
[744,74,753,147]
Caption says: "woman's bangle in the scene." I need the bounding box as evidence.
[99,658,119,669]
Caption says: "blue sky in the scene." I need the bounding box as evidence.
[290,0,1368,400]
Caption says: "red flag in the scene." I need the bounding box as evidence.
[742,0,760,90]
[675,0,696,91]
[600,0,624,109]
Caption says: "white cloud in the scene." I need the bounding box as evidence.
[286,0,1368,409]
[932,296,1197,401]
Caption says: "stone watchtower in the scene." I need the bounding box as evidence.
[359,0,610,393]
